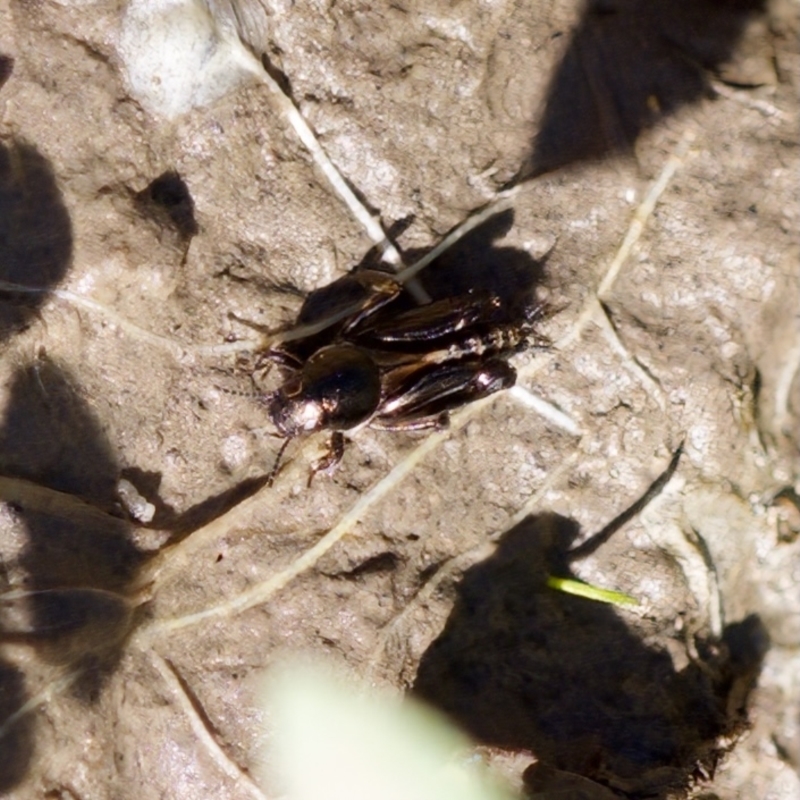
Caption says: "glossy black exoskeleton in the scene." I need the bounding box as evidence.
[261,270,543,484]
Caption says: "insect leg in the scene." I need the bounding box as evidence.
[369,411,450,432]
[307,431,346,487]
[352,292,501,346]
[255,349,304,373]
[267,437,293,487]
[340,270,403,333]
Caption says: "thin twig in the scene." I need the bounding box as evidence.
[567,441,684,561]
[149,651,269,799]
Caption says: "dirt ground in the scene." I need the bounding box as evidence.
[0,1,798,798]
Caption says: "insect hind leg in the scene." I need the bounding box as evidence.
[307,432,346,487]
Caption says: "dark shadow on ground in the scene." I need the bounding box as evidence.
[0,358,143,678]
[0,55,12,90]
[134,170,199,240]
[0,662,31,793]
[120,465,270,544]
[0,357,138,788]
[1,359,124,512]
[413,513,768,797]
[407,209,547,323]
[0,139,73,338]
[522,0,769,179]
[0,128,72,793]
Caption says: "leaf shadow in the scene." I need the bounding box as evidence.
[0,358,144,650]
[0,139,73,338]
[413,513,768,797]
[0,356,140,789]
[0,127,79,791]
[521,0,769,180]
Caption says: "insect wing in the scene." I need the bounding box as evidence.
[373,358,516,428]
[279,271,403,362]
[352,292,502,346]
[295,270,400,327]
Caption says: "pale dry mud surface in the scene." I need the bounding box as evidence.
[0,1,798,798]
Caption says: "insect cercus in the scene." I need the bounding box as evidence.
[259,269,544,484]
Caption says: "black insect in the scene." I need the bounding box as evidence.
[259,270,544,484]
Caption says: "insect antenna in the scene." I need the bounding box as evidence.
[213,384,264,401]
